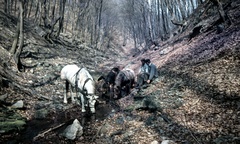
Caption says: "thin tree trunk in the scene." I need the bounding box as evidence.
[210,0,225,22]
[161,0,168,39]
[28,0,33,18]
[14,0,17,15]
[23,0,28,17]
[34,0,39,23]
[13,0,24,71]
[10,12,20,54]
[57,0,66,37]
[4,0,9,14]
[10,0,14,14]
[51,0,56,21]
[95,0,103,49]
[157,0,162,38]
[42,0,49,28]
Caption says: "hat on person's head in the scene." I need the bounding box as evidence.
[146,59,151,63]
[141,58,146,62]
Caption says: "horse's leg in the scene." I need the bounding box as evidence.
[64,80,69,104]
[69,84,75,103]
[109,85,114,101]
[88,95,96,113]
[79,93,86,113]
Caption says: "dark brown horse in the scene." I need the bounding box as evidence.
[114,68,135,99]
[97,67,120,101]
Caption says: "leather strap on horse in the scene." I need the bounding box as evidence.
[82,78,92,96]
[80,78,95,108]
[74,68,92,96]
[74,68,91,96]
[74,68,82,87]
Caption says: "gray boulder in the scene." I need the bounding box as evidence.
[62,119,83,140]
[11,100,24,109]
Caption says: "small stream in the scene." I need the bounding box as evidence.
[2,102,113,144]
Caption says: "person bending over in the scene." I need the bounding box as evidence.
[136,58,149,89]
[145,59,158,84]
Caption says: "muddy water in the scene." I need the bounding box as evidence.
[1,103,113,144]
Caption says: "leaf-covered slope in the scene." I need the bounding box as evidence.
[98,1,240,143]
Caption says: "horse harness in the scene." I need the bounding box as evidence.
[73,68,93,97]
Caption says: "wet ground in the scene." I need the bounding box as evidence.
[1,101,114,144]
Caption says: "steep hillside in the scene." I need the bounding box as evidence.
[98,1,240,143]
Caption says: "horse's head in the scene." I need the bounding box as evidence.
[97,67,120,99]
[97,76,115,101]
[97,76,109,97]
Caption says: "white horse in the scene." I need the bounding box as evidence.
[60,64,98,113]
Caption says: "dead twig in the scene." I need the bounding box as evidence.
[33,122,66,141]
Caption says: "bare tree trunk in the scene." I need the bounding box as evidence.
[210,0,225,22]
[95,0,103,49]
[9,12,20,55]
[10,0,24,72]
[34,0,42,25]
[157,0,162,39]
[34,0,39,22]
[4,0,9,14]
[51,0,56,21]
[42,0,49,28]
[161,0,168,39]
[15,0,24,71]
[64,6,70,33]
[57,0,66,37]
[10,0,14,14]
[23,0,28,18]
[28,0,33,18]
[14,0,17,15]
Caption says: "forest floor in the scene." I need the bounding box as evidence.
[0,1,240,144]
